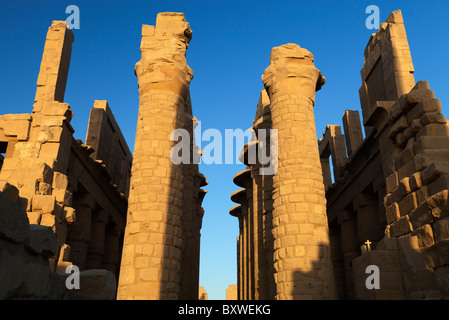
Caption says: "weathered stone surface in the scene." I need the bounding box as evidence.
[1,8,448,301]
[117,12,206,300]
[0,181,19,202]
[0,192,66,300]
[1,19,130,300]
[228,9,449,301]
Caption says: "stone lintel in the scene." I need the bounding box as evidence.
[233,169,252,188]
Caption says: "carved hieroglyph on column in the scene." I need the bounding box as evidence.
[262,44,337,300]
[117,12,200,300]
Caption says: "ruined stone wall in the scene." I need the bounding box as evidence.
[0,21,79,275]
[0,20,131,298]
[319,10,449,300]
[86,100,132,198]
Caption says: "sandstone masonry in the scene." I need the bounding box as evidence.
[116,12,207,300]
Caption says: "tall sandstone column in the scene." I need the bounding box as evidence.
[262,44,337,300]
[117,13,195,300]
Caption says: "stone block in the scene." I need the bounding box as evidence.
[27,211,42,225]
[0,192,30,243]
[406,97,441,124]
[53,188,73,206]
[414,150,449,172]
[402,267,439,294]
[398,177,411,199]
[63,207,76,225]
[398,246,427,273]
[395,147,414,170]
[386,202,400,224]
[24,224,58,259]
[352,249,405,300]
[409,202,433,230]
[0,181,19,202]
[36,162,54,185]
[416,186,429,205]
[427,190,449,219]
[0,114,32,141]
[38,182,52,195]
[53,172,69,190]
[32,195,56,214]
[394,131,408,148]
[389,115,408,138]
[422,162,449,185]
[413,136,449,155]
[419,112,447,127]
[397,159,416,181]
[386,172,399,194]
[17,262,67,299]
[55,261,73,275]
[406,87,435,105]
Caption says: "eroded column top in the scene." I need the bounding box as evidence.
[136,12,193,97]
[262,43,326,104]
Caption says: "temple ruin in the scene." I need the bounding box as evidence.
[116,12,207,300]
[1,9,449,300]
[230,10,449,300]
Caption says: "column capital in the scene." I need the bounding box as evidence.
[135,13,193,98]
[262,43,325,104]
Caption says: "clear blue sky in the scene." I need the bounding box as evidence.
[1,0,448,300]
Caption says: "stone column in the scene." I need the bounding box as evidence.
[262,44,337,300]
[230,205,243,300]
[342,110,363,157]
[67,204,92,271]
[117,12,193,300]
[33,21,74,112]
